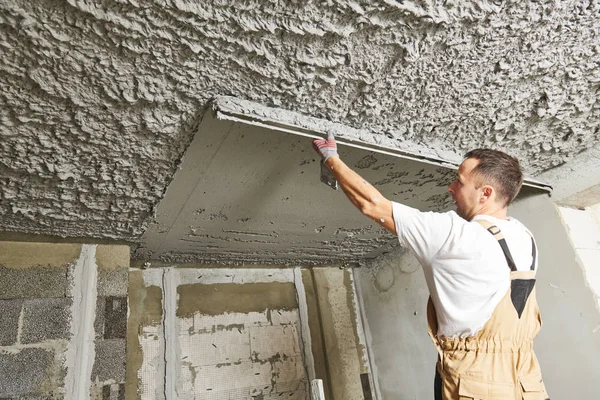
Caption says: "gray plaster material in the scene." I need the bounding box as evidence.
[355,248,435,399]
[136,113,455,265]
[0,266,69,299]
[0,0,598,244]
[0,348,53,397]
[21,298,72,344]
[92,339,126,383]
[538,141,600,207]
[0,299,23,346]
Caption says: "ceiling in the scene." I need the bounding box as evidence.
[0,1,598,263]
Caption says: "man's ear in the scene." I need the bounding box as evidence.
[480,185,493,202]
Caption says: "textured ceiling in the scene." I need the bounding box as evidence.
[0,1,599,251]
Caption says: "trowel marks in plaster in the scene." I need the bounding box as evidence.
[139,113,456,265]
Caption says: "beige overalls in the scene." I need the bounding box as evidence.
[428,220,550,400]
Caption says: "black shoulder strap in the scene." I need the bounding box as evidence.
[475,220,517,272]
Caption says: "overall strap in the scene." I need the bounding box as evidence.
[475,219,518,271]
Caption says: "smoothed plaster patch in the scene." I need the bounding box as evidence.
[177,282,298,318]
[0,242,81,269]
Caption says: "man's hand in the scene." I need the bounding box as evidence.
[312,132,338,162]
[310,133,397,235]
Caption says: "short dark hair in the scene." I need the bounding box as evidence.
[464,148,523,206]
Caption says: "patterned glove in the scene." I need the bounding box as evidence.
[312,132,338,162]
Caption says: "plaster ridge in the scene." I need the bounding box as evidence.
[64,244,98,400]
[293,267,316,384]
[211,95,464,164]
[162,267,180,399]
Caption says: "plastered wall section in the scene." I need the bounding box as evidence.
[557,204,600,312]
[126,266,373,400]
[127,268,309,400]
[355,191,600,399]
[0,242,129,400]
[308,267,373,400]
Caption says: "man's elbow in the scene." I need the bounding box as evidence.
[359,201,376,219]
[359,199,387,220]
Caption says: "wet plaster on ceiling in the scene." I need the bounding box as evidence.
[137,108,458,265]
[0,0,599,255]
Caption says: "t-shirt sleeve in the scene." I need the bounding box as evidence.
[392,201,454,263]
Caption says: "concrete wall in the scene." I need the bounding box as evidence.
[127,267,310,399]
[0,242,129,400]
[356,191,600,399]
[126,266,373,400]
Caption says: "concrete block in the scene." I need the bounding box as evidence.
[21,298,71,344]
[104,296,127,339]
[92,339,126,383]
[0,300,23,346]
[0,348,53,397]
[97,268,128,297]
[0,266,69,299]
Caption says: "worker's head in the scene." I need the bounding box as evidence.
[447,148,523,220]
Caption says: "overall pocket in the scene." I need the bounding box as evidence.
[458,375,515,399]
[519,374,547,400]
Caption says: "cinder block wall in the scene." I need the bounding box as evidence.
[0,242,129,400]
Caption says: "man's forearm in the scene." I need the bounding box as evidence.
[325,156,396,234]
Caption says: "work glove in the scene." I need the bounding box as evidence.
[312,132,338,162]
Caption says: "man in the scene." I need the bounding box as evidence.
[312,133,549,399]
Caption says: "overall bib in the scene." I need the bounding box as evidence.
[428,220,550,399]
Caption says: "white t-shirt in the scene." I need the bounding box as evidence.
[392,202,537,338]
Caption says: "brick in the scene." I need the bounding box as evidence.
[0,266,68,299]
[0,300,23,346]
[104,296,127,339]
[21,298,71,344]
[0,348,53,396]
[92,339,126,383]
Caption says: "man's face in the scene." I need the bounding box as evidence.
[447,158,483,221]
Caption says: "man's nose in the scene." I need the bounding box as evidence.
[448,184,454,194]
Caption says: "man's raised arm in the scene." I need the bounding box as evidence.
[312,133,396,235]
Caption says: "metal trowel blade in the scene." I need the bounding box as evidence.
[320,161,338,190]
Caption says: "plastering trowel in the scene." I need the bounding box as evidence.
[320,160,339,190]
